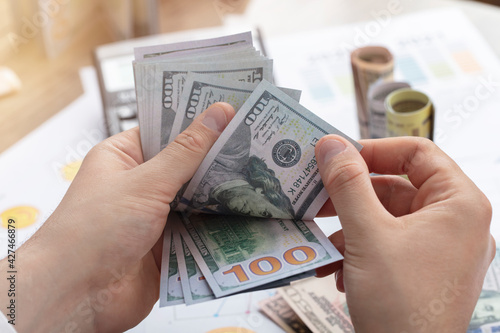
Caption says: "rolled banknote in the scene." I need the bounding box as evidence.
[385,88,434,139]
[351,46,394,139]
[278,276,354,333]
[179,80,361,220]
[367,81,411,138]
[177,213,343,298]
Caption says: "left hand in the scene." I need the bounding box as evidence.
[0,103,235,332]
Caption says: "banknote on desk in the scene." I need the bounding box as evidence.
[278,276,354,333]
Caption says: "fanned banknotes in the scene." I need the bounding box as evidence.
[159,216,184,307]
[177,213,341,297]
[133,32,359,308]
[179,80,361,220]
[169,73,301,143]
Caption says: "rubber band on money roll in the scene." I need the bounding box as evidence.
[351,46,394,139]
[367,81,411,138]
[385,88,434,140]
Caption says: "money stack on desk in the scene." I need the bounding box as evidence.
[133,32,359,307]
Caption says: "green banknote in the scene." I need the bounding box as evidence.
[154,60,273,157]
[169,73,302,144]
[179,80,361,220]
[134,59,273,160]
[159,216,184,307]
[172,228,215,305]
[177,213,342,298]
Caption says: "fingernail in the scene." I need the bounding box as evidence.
[202,105,228,133]
[318,139,346,165]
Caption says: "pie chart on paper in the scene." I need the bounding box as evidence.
[1,206,39,229]
[61,160,83,181]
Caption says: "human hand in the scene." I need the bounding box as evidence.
[314,135,495,332]
[0,103,235,332]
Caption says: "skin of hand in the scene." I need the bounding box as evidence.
[314,135,495,332]
[0,103,236,333]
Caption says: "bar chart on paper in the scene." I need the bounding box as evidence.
[267,8,500,163]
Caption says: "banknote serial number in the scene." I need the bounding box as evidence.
[288,157,318,195]
[222,246,317,282]
[6,218,17,325]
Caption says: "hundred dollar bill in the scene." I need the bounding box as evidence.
[159,215,184,307]
[134,62,157,161]
[134,58,270,160]
[169,73,301,143]
[134,31,252,60]
[151,60,273,158]
[177,213,343,298]
[179,80,361,220]
[259,294,312,333]
[351,46,394,139]
[278,276,354,333]
[172,228,215,305]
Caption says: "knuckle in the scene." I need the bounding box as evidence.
[172,129,209,156]
[404,137,436,171]
[323,160,366,193]
[85,140,110,159]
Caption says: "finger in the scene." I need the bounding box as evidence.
[315,135,390,236]
[316,260,343,278]
[152,231,164,271]
[316,175,417,217]
[371,175,417,217]
[359,137,461,189]
[136,102,235,202]
[78,127,144,175]
[316,230,345,278]
[316,198,335,217]
[335,268,345,293]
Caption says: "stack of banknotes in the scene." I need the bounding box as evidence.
[259,248,500,333]
[132,32,360,306]
[259,275,354,333]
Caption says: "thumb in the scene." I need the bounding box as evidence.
[315,135,386,236]
[135,102,235,203]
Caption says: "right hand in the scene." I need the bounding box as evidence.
[315,135,495,332]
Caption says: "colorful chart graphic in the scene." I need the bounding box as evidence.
[61,159,83,181]
[207,328,255,333]
[1,206,39,229]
